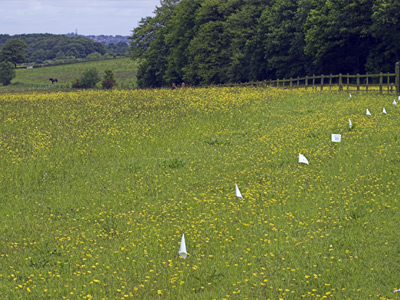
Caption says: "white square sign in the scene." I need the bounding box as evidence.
[331,134,341,142]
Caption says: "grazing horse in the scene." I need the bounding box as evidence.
[49,78,58,84]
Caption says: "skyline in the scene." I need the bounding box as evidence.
[0,0,161,36]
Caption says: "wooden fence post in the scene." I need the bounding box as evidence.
[277,78,280,87]
[305,76,309,90]
[321,74,324,91]
[347,73,350,91]
[297,76,300,87]
[396,62,400,95]
[366,73,369,92]
[356,74,360,91]
[339,73,343,91]
[387,72,390,92]
[313,74,315,90]
[379,72,383,94]
[329,74,332,90]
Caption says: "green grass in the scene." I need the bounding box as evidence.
[0,58,138,92]
[0,87,399,299]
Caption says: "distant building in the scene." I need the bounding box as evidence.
[64,33,129,45]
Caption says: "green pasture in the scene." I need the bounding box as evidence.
[1,58,138,92]
[0,87,399,299]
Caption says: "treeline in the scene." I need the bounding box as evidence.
[130,0,400,88]
[0,34,129,65]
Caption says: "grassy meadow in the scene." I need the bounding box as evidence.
[0,87,400,299]
[0,58,138,92]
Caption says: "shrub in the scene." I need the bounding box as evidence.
[102,79,117,90]
[71,79,82,89]
[80,68,100,89]
[102,70,117,90]
[86,52,102,60]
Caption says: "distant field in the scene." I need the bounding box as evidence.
[1,87,400,299]
[2,58,138,91]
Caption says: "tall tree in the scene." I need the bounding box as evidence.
[183,0,231,85]
[0,39,27,67]
[260,0,313,79]
[304,0,375,74]
[367,0,400,72]
[0,61,16,85]
[223,0,267,82]
[163,0,202,85]
[130,0,179,87]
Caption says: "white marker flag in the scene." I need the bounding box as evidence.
[299,153,309,165]
[179,234,187,259]
[331,134,341,142]
[383,107,387,114]
[235,183,243,198]
[349,118,352,129]
[393,99,397,106]
[349,93,352,98]
[366,109,371,115]
[398,95,400,101]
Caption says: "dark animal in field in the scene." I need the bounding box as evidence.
[49,78,58,84]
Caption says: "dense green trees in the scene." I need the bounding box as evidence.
[260,0,313,78]
[0,39,27,67]
[183,0,231,85]
[0,34,128,65]
[131,0,180,88]
[164,0,201,84]
[130,0,400,88]
[369,0,400,72]
[223,0,265,82]
[304,0,375,74]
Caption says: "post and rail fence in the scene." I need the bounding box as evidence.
[229,62,400,95]
[263,62,400,95]
[265,72,398,94]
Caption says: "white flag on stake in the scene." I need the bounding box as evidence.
[349,93,352,98]
[398,95,400,101]
[331,134,341,142]
[393,99,397,106]
[383,107,387,114]
[179,234,187,259]
[235,183,243,198]
[366,109,371,116]
[299,153,309,165]
[349,118,352,129]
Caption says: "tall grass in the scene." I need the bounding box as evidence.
[0,87,399,299]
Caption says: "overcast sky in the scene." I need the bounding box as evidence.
[0,0,161,36]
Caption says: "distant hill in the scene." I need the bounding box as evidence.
[65,33,130,45]
[0,33,130,65]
